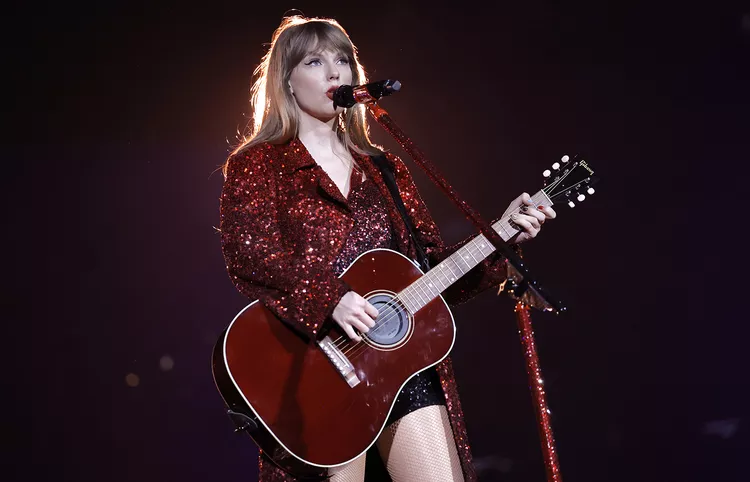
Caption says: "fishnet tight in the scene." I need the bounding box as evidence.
[328,405,464,482]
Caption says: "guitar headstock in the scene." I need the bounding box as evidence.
[542,154,598,208]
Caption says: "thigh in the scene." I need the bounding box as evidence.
[327,453,366,482]
[376,405,464,482]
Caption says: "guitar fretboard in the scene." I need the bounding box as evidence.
[396,191,552,314]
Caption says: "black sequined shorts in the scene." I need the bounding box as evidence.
[386,366,445,426]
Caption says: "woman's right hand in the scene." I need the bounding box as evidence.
[331,291,379,342]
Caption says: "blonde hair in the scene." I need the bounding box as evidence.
[223,15,382,176]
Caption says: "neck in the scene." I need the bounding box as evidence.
[297,110,339,150]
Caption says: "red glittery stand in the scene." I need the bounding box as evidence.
[365,102,564,482]
[515,301,563,482]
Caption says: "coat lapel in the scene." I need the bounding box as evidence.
[284,138,353,209]
[315,170,351,208]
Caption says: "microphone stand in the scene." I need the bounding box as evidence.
[365,101,564,482]
[513,294,563,482]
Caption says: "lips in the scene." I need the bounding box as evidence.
[326,86,339,99]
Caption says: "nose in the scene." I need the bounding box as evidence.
[326,61,340,80]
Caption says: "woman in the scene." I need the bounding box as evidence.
[220,15,555,482]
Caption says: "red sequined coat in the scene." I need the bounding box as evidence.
[220,138,509,481]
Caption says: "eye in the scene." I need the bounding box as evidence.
[304,58,322,66]
[337,57,350,65]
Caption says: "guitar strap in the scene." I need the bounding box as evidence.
[370,154,431,272]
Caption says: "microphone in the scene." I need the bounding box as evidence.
[331,80,401,109]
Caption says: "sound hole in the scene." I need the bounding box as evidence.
[365,294,410,347]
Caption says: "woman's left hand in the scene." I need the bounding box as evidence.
[503,192,557,244]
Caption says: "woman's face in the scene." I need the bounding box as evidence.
[288,48,353,122]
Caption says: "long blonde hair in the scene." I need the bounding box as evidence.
[223,15,383,176]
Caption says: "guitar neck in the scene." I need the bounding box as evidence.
[396,190,552,314]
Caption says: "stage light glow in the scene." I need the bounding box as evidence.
[125,373,140,387]
[160,355,174,371]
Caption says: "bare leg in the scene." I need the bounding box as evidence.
[376,405,464,482]
[328,453,366,482]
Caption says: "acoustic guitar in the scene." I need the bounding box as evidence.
[212,156,596,477]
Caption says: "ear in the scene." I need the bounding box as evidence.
[288,81,294,95]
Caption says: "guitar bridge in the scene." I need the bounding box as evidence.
[318,336,360,388]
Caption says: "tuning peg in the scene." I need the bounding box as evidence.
[552,162,560,170]
[543,169,551,178]
[568,201,575,208]
[587,188,595,195]
[577,194,585,202]
[561,155,570,163]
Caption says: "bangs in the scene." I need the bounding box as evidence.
[284,21,355,68]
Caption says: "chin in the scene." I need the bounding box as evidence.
[312,109,342,123]
[298,102,343,123]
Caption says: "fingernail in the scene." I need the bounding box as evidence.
[511,213,518,219]
[538,205,544,210]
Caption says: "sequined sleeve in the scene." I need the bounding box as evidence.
[219,147,352,340]
[387,153,508,306]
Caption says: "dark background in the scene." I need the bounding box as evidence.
[15,0,749,481]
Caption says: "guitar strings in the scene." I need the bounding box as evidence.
[340,299,403,358]
[344,215,506,343]
[331,191,557,359]
[332,202,540,355]
[344,196,545,342]
[332,215,513,356]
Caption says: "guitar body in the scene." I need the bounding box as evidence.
[212,248,455,477]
